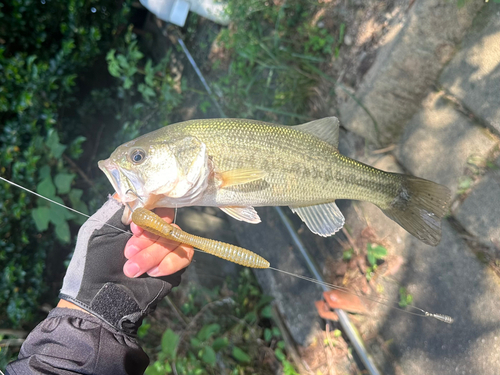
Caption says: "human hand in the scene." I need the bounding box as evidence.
[123,208,194,278]
[59,198,193,335]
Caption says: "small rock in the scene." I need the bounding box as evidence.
[323,290,369,314]
[344,34,353,46]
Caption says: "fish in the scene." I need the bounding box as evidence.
[98,117,451,246]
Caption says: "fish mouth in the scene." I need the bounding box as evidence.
[98,159,123,197]
[98,159,139,203]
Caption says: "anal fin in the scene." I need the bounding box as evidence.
[221,206,261,224]
[290,202,345,237]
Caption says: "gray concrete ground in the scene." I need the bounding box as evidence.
[347,4,500,375]
[339,0,485,146]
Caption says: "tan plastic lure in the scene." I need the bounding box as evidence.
[131,207,270,269]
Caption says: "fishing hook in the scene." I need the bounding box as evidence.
[124,188,145,213]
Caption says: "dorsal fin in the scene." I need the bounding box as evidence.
[295,117,340,147]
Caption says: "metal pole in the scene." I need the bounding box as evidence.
[275,207,381,375]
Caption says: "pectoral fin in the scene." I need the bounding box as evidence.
[220,206,261,224]
[290,202,345,237]
[218,168,267,188]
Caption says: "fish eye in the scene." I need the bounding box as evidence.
[130,149,146,164]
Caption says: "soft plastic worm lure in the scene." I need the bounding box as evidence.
[131,207,270,269]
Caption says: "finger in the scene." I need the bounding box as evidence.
[130,207,176,236]
[124,234,180,259]
[147,243,195,277]
[123,240,179,278]
[125,222,184,259]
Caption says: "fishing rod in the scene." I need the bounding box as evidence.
[0,175,453,324]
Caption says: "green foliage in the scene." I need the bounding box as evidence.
[104,28,183,143]
[0,0,185,329]
[343,248,354,261]
[232,346,251,363]
[213,0,343,123]
[398,287,413,308]
[366,243,387,267]
[365,243,387,281]
[0,0,131,328]
[143,270,299,374]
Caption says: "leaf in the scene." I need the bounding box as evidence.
[138,83,155,100]
[49,196,75,223]
[369,244,387,259]
[264,328,272,342]
[144,60,155,86]
[190,337,201,348]
[197,323,220,341]
[69,136,86,159]
[343,248,353,261]
[367,253,376,266]
[37,176,56,198]
[260,305,272,319]
[212,337,229,352]
[161,328,179,360]
[232,347,251,363]
[69,188,83,206]
[244,311,257,323]
[31,207,50,231]
[117,54,129,69]
[55,220,70,243]
[137,321,150,339]
[200,346,216,366]
[54,173,75,194]
[46,129,67,158]
[145,361,166,375]
[274,347,285,361]
[39,165,51,179]
[124,77,133,89]
[72,201,88,224]
[272,327,281,337]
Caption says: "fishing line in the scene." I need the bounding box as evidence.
[0,176,131,236]
[0,175,453,323]
[268,267,453,322]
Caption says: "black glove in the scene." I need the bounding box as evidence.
[59,198,184,336]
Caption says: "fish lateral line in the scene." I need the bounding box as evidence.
[0,175,453,324]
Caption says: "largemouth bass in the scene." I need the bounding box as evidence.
[99,117,450,246]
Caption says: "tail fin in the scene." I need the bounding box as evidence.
[381,176,451,246]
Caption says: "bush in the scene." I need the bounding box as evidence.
[0,0,184,332]
[0,0,131,328]
[213,0,343,123]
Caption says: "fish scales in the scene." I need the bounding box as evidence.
[165,119,401,208]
